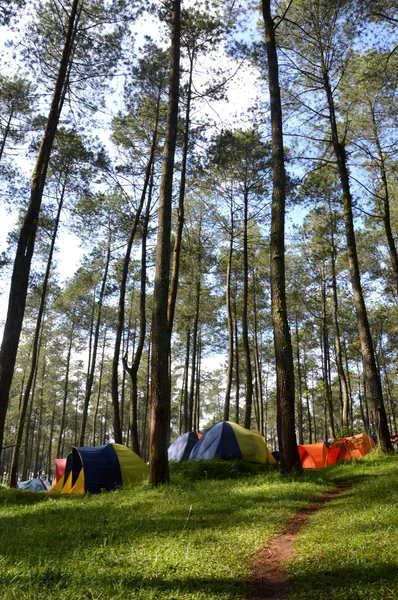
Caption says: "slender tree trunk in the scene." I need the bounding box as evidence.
[233,296,240,423]
[149,0,181,485]
[329,208,350,430]
[322,66,392,451]
[9,175,67,487]
[92,328,107,446]
[182,330,191,433]
[112,100,160,445]
[321,263,335,439]
[57,322,74,457]
[242,188,254,429]
[194,331,201,432]
[0,0,81,456]
[262,0,300,472]
[295,314,304,444]
[303,352,312,443]
[370,102,398,294]
[167,50,194,334]
[21,355,41,481]
[79,229,111,446]
[124,189,152,456]
[224,200,234,420]
[253,272,264,435]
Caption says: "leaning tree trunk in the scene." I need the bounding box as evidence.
[149,0,181,486]
[322,66,392,451]
[9,182,65,487]
[0,0,81,456]
[262,0,301,473]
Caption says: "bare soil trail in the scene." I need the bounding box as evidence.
[248,479,352,600]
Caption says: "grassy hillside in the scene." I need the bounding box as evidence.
[0,455,396,600]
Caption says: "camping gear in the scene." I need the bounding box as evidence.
[168,431,201,462]
[298,442,328,469]
[327,432,375,465]
[189,421,276,464]
[16,478,48,491]
[54,443,148,494]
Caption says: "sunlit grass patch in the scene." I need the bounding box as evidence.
[0,464,329,600]
[286,454,398,600]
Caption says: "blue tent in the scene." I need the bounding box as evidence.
[16,478,48,491]
[168,432,201,462]
[189,421,276,464]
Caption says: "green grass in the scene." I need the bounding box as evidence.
[286,452,398,600]
[0,455,397,599]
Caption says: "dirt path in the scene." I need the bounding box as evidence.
[248,480,351,600]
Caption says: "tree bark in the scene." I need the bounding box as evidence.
[322,66,392,451]
[262,0,301,473]
[79,228,111,446]
[111,99,159,445]
[243,188,254,429]
[149,0,181,485]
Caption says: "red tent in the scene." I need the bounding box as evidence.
[327,433,375,465]
[298,442,328,469]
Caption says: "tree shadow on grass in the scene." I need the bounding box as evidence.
[286,562,398,600]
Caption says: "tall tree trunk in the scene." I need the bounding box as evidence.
[9,180,65,487]
[111,97,160,445]
[321,263,335,440]
[149,0,181,485]
[0,0,81,455]
[167,48,194,334]
[79,228,112,446]
[233,296,240,423]
[182,330,190,433]
[123,189,152,456]
[253,271,264,435]
[295,314,304,445]
[188,279,201,432]
[92,328,107,446]
[224,200,234,420]
[242,189,254,429]
[329,206,350,430]
[370,101,398,294]
[322,66,392,451]
[262,0,300,473]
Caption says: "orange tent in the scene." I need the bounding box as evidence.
[298,442,328,469]
[327,432,375,465]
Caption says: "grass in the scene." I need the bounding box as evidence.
[0,455,396,599]
[286,451,398,600]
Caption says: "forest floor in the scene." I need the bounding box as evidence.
[248,480,352,600]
